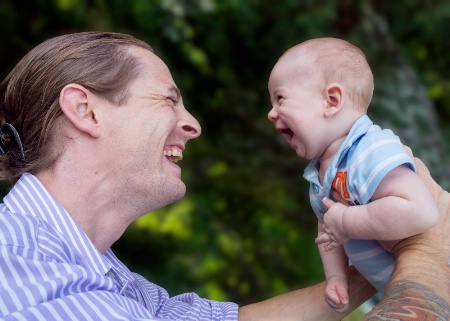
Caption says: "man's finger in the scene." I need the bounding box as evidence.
[403,144,414,159]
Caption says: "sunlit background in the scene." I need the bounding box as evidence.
[1,1,449,319]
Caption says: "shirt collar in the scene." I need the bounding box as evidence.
[332,114,373,167]
[303,115,373,183]
[3,173,111,275]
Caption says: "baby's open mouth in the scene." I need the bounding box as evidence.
[278,128,294,141]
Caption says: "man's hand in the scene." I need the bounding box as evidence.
[315,197,350,251]
[364,154,450,320]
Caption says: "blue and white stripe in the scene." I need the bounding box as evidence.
[303,115,415,293]
[0,173,238,320]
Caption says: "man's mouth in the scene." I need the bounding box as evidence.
[164,146,183,163]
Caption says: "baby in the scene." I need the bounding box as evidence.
[267,37,439,313]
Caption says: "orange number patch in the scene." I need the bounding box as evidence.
[332,171,350,199]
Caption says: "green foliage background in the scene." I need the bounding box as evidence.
[1,0,449,319]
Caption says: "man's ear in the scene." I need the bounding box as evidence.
[324,83,344,118]
[59,84,101,138]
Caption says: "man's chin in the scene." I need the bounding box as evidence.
[165,183,187,205]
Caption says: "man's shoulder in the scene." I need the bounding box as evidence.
[0,208,74,262]
[0,208,41,244]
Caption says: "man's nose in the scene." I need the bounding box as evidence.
[179,111,201,139]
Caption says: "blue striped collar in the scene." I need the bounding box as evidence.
[304,115,373,175]
[303,115,373,189]
[331,114,373,168]
[3,173,111,275]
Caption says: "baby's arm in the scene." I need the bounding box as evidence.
[318,164,439,249]
[317,221,350,313]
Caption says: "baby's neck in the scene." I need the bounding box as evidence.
[318,135,347,184]
[317,108,365,184]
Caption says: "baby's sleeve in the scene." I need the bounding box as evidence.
[347,129,415,205]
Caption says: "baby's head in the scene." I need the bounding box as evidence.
[268,38,373,160]
[273,37,374,113]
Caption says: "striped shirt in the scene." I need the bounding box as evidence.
[0,173,238,320]
[303,115,415,293]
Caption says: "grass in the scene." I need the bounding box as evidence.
[342,306,367,320]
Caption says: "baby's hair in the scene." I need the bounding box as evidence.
[287,38,374,112]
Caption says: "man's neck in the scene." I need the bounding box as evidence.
[35,168,133,253]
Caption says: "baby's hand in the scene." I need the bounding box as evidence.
[315,231,341,251]
[324,275,349,313]
[319,197,350,250]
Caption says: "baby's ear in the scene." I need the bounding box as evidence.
[324,83,343,118]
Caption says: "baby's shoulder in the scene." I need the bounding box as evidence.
[358,124,401,146]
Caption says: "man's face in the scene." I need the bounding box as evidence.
[100,47,201,212]
[267,56,327,160]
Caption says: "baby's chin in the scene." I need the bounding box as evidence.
[294,149,310,160]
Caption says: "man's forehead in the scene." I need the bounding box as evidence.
[130,47,182,98]
[131,46,173,79]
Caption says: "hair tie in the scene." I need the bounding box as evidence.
[0,123,24,159]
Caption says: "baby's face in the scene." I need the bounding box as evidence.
[267,57,331,160]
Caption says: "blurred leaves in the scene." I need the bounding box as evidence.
[1,0,449,311]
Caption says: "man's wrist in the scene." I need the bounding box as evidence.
[392,233,449,298]
[364,280,450,320]
[365,234,450,320]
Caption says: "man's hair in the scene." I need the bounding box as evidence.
[0,31,153,182]
[286,37,374,112]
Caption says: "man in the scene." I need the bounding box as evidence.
[0,32,448,320]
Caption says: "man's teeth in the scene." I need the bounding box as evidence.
[164,149,183,162]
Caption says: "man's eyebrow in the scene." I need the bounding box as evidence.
[168,87,181,100]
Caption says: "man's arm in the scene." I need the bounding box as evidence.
[238,266,376,321]
[364,157,450,320]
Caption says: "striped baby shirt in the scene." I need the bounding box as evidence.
[0,173,238,320]
[303,115,415,293]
